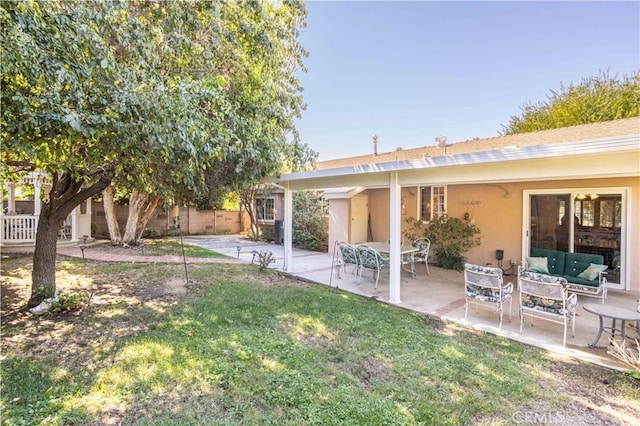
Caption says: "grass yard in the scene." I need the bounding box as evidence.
[1,247,639,425]
[130,238,227,258]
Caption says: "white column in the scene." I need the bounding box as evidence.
[7,182,16,214]
[389,172,402,304]
[283,185,293,272]
[34,184,42,216]
[85,199,92,238]
[71,206,79,241]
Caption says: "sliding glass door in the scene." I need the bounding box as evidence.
[527,190,625,288]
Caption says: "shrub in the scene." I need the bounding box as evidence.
[403,216,481,271]
[292,191,328,252]
[45,292,86,317]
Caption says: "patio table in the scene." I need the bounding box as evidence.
[360,242,419,277]
[582,303,640,348]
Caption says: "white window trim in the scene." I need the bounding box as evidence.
[418,185,447,222]
[522,187,630,291]
[255,196,276,223]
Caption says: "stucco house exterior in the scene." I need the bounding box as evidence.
[265,117,640,304]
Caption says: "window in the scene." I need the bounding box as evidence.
[575,199,595,227]
[419,186,446,221]
[256,197,275,221]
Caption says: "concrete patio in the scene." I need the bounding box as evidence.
[184,235,640,371]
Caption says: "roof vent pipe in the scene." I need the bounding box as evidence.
[372,134,378,155]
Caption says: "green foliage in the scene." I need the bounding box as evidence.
[1,0,310,295]
[45,292,86,317]
[221,193,241,211]
[293,190,328,252]
[260,224,275,242]
[142,228,162,239]
[404,216,481,271]
[501,70,640,135]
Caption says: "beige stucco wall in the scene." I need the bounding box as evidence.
[328,199,349,250]
[363,176,640,293]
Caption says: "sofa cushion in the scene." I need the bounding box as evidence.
[530,248,565,276]
[577,263,608,281]
[526,257,549,274]
[521,292,577,316]
[564,252,604,279]
[563,275,600,287]
[466,282,513,302]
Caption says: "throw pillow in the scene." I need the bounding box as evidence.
[526,257,549,274]
[577,263,608,281]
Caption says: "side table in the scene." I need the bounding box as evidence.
[582,303,640,348]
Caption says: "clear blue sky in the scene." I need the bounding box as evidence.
[295,1,640,160]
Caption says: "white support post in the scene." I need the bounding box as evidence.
[71,206,79,241]
[283,185,293,272]
[7,182,16,214]
[34,184,42,216]
[389,172,402,304]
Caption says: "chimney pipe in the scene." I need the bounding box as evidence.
[372,134,378,155]
[435,135,447,148]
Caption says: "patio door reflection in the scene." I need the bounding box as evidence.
[574,193,622,284]
[529,193,623,286]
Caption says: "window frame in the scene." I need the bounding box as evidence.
[419,185,447,222]
[255,196,275,222]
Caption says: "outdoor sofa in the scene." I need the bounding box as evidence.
[525,248,608,303]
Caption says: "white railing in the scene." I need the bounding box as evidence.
[1,215,38,243]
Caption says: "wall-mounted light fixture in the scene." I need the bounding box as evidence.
[576,193,599,201]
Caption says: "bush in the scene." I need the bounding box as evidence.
[404,216,481,271]
[45,292,86,317]
[142,228,161,238]
[260,225,275,242]
[292,191,328,252]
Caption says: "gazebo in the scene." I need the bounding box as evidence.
[1,171,93,252]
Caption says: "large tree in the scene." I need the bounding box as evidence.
[1,0,308,305]
[104,0,312,246]
[500,70,640,135]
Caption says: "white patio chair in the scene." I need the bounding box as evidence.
[518,268,576,347]
[336,242,361,282]
[464,263,513,329]
[357,245,390,289]
[411,237,430,274]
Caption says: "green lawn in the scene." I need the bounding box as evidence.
[142,238,227,258]
[1,254,638,425]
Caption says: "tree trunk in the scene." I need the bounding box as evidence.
[240,189,259,241]
[134,194,160,241]
[29,169,113,307]
[103,186,122,245]
[31,214,60,306]
[122,189,161,245]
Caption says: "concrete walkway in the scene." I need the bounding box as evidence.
[58,235,639,371]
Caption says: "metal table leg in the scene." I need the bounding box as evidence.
[588,314,604,348]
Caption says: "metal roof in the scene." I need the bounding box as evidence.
[270,133,639,184]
